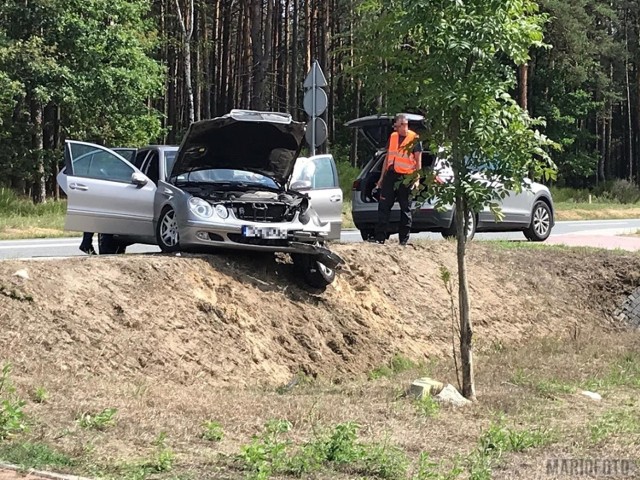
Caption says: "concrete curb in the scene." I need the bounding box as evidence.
[0,463,93,480]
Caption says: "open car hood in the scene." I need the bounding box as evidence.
[345,113,425,150]
[171,110,306,185]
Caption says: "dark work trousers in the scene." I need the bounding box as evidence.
[80,232,94,249]
[374,171,412,243]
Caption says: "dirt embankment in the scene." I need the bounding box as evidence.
[1,243,638,386]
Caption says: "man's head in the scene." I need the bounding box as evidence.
[393,114,409,135]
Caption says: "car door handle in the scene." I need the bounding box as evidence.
[329,194,342,202]
[69,183,88,191]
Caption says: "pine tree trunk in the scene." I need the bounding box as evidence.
[289,0,299,116]
[625,11,633,181]
[30,96,46,203]
[175,0,195,125]
[219,3,231,114]
[518,63,528,112]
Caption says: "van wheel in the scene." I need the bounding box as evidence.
[156,207,181,252]
[292,254,336,290]
[442,211,476,241]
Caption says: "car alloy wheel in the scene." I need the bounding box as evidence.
[441,210,476,241]
[524,201,552,242]
[157,207,181,252]
[292,253,336,290]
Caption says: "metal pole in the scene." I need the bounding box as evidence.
[311,60,316,156]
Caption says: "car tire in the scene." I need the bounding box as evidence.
[292,253,336,290]
[156,206,181,252]
[360,228,374,241]
[441,211,476,241]
[524,201,552,242]
[97,234,127,254]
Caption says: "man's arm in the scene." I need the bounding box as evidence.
[414,151,422,171]
[412,142,423,188]
[376,154,389,188]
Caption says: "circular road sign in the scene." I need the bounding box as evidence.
[303,88,328,117]
[305,117,328,148]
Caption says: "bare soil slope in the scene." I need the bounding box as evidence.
[1,243,638,387]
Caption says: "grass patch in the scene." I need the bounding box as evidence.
[465,419,554,479]
[342,197,354,229]
[0,363,27,440]
[201,420,224,442]
[368,354,421,380]
[0,188,69,240]
[589,406,640,444]
[583,352,640,391]
[0,442,74,470]
[31,386,49,404]
[416,394,441,417]
[237,420,412,480]
[487,240,634,256]
[76,407,118,431]
[510,369,576,399]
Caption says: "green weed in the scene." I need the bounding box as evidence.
[285,441,327,476]
[77,407,117,430]
[0,363,27,439]
[0,442,74,469]
[201,420,224,442]
[416,395,441,417]
[412,452,464,480]
[360,442,409,480]
[145,431,175,473]
[32,386,49,404]
[369,354,419,380]
[465,418,553,479]
[238,419,292,480]
[323,421,361,464]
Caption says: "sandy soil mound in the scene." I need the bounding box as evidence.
[1,242,638,386]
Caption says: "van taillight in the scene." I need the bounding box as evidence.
[352,179,361,191]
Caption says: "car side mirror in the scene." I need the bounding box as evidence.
[290,180,311,190]
[290,180,312,191]
[131,172,148,187]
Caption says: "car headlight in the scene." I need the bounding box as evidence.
[188,197,213,218]
[214,204,229,219]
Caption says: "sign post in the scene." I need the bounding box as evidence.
[303,60,328,155]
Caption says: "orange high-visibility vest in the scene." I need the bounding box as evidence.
[387,130,418,174]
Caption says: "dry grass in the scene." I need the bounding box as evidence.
[3,328,639,479]
[554,205,640,221]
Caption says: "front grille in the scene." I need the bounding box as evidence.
[231,202,293,223]
[227,233,289,247]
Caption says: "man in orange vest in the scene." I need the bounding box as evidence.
[370,114,422,245]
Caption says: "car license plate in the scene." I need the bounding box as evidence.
[242,225,288,239]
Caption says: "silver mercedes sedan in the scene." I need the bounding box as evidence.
[58,110,344,288]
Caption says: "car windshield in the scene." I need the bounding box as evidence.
[176,168,278,188]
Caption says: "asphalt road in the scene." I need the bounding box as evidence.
[1,219,639,260]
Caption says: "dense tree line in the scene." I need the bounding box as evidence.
[0,0,639,201]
